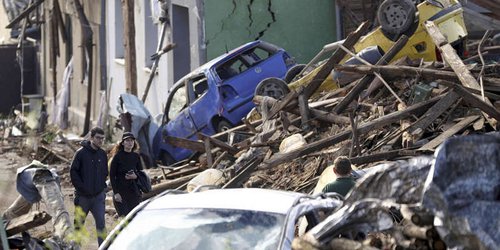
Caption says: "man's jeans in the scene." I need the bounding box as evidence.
[74,191,106,246]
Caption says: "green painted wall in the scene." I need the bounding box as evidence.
[204,0,337,64]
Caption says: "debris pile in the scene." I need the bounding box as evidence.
[292,134,500,250]
[160,22,500,195]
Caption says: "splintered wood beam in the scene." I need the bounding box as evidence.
[303,21,371,98]
[333,64,500,86]
[203,137,213,167]
[261,95,440,169]
[6,211,51,236]
[142,173,198,200]
[212,120,262,141]
[253,95,350,125]
[451,83,500,121]
[222,157,261,188]
[165,136,205,152]
[298,93,311,129]
[419,115,480,151]
[198,133,239,155]
[349,149,418,165]
[333,35,409,114]
[425,21,497,128]
[409,91,460,137]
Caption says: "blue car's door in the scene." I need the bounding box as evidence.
[186,75,220,135]
[163,80,198,161]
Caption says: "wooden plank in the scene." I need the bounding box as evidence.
[303,21,371,98]
[254,95,350,125]
[6,211,51,236]
[203,137,213,167]
[212,120,262,141]
[222,158,261,188]
[261,95,440,169]
[425,21,497,128]
[198,133,239,155]
[165,136,205,152]
[409,91,460,137]
[298,93,311,129]
[333,35,409,114]
[349,149,418,165]
[419,115,480,151]
[334,64,500,86]
[451,84,500,122]
[242,118,258,133]
[142,173,198,200]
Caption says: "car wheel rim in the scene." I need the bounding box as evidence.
[382,4,409,30]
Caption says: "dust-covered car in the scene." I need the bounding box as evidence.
[153,40,296,165]
[99,188,341,250]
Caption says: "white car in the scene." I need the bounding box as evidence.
[100,188,342,250]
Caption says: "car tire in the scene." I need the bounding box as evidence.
[160,151,175,166]
[255,77,290,100]
[377,0,416,36]
[284,64,306,83]
[216,119,233,133]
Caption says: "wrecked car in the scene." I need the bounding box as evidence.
[295,134,500,250]
[152,40,296,165]
[257,0,468,97]
[99,188,341,250]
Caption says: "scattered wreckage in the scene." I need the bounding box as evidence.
[1,0,500,249]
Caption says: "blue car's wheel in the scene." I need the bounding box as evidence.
[216,119,233,133]
[255,77,290,100]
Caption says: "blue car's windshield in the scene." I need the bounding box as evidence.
[108,208,285,250]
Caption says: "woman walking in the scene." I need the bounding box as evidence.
[109,132,143,216]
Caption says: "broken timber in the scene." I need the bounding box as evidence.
[6,211,51,236]
[334,64,500,86]
[261,95,441,169]
[408,91,461,140]
[419,115,480,151]
[425,21,497,128]
[303,21,371,98]
[334,35,409,114]
[253,95,350,125]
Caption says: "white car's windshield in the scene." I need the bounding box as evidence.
[108,208,285,250]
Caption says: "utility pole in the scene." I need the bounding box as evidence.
[122,0,137,95]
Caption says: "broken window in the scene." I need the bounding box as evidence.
[167,82,188,121]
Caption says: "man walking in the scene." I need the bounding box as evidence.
[70,127,108,246]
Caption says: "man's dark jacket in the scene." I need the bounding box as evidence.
[70,140,108,197]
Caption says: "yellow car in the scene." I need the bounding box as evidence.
[255,0,468,98]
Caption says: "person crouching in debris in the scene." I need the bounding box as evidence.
[322,156,356,197]
[2,160,73,247]
[109,132,143,217]
[70,126,108,246]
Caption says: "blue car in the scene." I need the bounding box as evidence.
[153,40,296,165]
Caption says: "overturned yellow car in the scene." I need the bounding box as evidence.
[255,0,468,98]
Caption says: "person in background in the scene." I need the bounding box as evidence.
[109,132,143,217]
[70,126,108,246]
[322,156,356,197]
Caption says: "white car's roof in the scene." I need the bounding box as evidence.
[144,188,306,214]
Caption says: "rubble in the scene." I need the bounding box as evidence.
[1,6,499,250]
